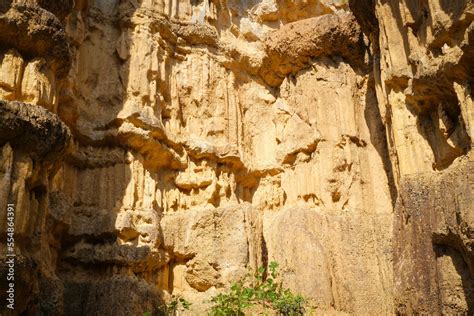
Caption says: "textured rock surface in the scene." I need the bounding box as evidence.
[394,157,474,315]
[0,0,472,315]
[349,0,474,314]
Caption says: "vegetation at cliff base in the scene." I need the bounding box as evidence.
[209,261,307,316]
[144,262,307,315]
[144,296,191,316]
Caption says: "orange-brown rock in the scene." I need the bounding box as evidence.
[0,0,472,315]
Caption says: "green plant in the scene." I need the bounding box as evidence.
[209,282,253,316]
[144,296,192,316]
[273,289,306,315]
[209,262,307,316]
[165,296,192,316]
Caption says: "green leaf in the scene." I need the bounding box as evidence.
[269,261,278,269]
[208,261,307,316]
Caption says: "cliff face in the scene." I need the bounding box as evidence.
[353,0,474,314]
[0,0,472,315]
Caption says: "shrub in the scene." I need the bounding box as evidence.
[273,289,306,315]
[165,296,192,316]
[144,295,192,316]
[209,262,307,315]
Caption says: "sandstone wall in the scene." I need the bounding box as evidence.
[0,0,472,315]
[350,0,474,314]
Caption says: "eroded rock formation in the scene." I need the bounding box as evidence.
[348,0,474,313]
[0,0,472,315]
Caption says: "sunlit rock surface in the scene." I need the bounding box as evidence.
[0,0,472,314]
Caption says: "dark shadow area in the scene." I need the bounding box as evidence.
[440,0,468,21]
[410,93,470,170]
[0,99,70,314]
[349,0,378,40]
[43,1,167,315]
[0,0,12,14]
[404,0,429,44]
[364,67,398,207]
[434,243,474,315]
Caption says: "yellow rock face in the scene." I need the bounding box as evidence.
[0,0,472,315]
[0,50,24,100]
